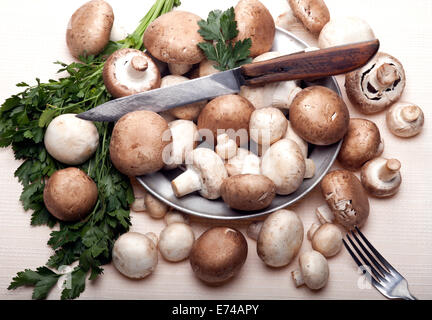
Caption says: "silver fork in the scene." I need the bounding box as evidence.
[343,226,417,300]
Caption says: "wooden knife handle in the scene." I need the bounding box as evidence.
[240,39,379,86]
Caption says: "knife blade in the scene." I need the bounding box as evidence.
[77,39,379,122]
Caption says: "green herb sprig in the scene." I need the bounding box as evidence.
[2,0,180,300]
[197,7,252,71]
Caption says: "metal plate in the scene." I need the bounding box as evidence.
[137,27,342,220]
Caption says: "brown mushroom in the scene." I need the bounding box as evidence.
[337,118,381,170]
[220,174,276,211]
[43,167,98,221]
[289,86,350,145]
[189,227,248,284]
[234,0,275,57]
[103,49,161,98]
[109,110,170,176]
[66,0,114,60]
[144,11,205,74]
[361,157,402,198]
[345,52,406,114]
[288,0,330,35]
[197,94,254,146]
[321,170,370,230]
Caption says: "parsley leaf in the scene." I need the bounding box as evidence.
[197,7,252,71]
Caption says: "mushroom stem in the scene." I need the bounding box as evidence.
[246,221,263,240]
[401,105,421,122]
[291,269,305,287]
[171,168,202,197]
[376,63,399,86]
[378,159,401,182]
[131,55,148,71]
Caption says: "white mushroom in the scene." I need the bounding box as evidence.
[283,120,308,159]
[112,232,158,279]
[257,209,304,267]
[246,221,263,241]
[318,17,375,48]
[293,250,329,290]
[315,204,335,224]
[386,102,424,138]
[171,148,228,199]
[158,223,195,262]
[360,157,402,198]
[261,139,306,195]
[144,193,169,219]
[225,149,260,176]
[310,223,343,258]
[164,210,190,225]
[215,133,238,160]
[249,107,288,147]
[144,232,159,246]
[164,119,199,170]
[44,114,99,165]
[307,223,321,241]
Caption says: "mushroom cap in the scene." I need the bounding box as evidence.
[337,118,381,170]
[158,223,195,262]
[109,110,170,176]
[261,139,306,195]
[284,120,308,159]
[225,148,253,176]
[44,113,99,165]
[386,102,424,138]
[345,52,406,114]
[143,11,205,64]
[66,0,114,59]
[197,94,255,146]
[189,227,248,284]
[112,232,158,279]
[257,209,304,267]
[160,75,206,120]
[311,223,343,257]
[321,169,370,230]
[288,0,330,34]
[220,174,276,211]
[234,0,275,57]
[289,86,350,145]
[103,48,161,98]
[299,250,329,290]
[360,157,402,198]
[318,16,375,49]
[199,59,220,77]
[43,167,98,222]
[249,107,288,145]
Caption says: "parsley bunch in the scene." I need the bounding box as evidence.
[1,0,180,300]
[197,7,252,71]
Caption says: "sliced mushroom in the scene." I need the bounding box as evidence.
[361,157,402,198]
[249,107,288,146]
[386,102,424,138]
[288,0,330,34]
[345,52,406,114]
[289,86,350,145]
[103,49,161,98]
[338,118,381,170]
[171,148,228,199]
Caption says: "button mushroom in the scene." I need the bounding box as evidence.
[158,223,195,262]
[292,250,329,290]
[220,174,276,211]
[261,139,305,195]
[103,48,161,98]
[318,16,375,49]
[198,59,220,77]
[234,0,275,57]
[112,232,158,279]
[66,0,114,59]
[109,110,170,176]
[288,0,330,35]
[249,107,288,147]
[283,120,308,159]
[164,210,190,225]
[44,114,99,165]
[321,170,370,230]
[361,157,402,198]
[289,86,350,145]
[189,227,248,284]
[225,148,260,176]
[386,102,425,138]
[215,133,238,160]
[43,167,98,222]
[144,192,169,219]
[257,209,304,267]
[197,94,255,146]
[164,119,199,170]
[129,176,147,212]
[345,52,406,114]
[309,223,343,258]
[160,75,206,121]
[171,148,228,200]
[144,11,205,75]
[337,118,382,170]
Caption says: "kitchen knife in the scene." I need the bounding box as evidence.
[77,39,379,122]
